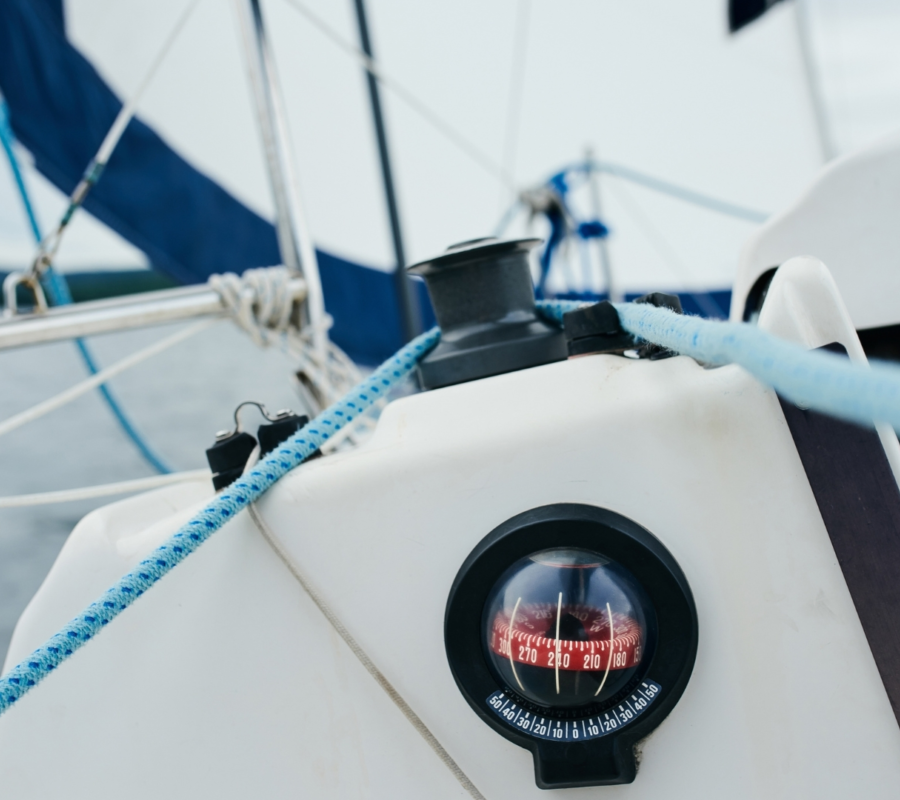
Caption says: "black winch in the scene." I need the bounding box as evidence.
[407,238,567,389]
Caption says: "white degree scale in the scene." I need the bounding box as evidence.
[3,135,900,797]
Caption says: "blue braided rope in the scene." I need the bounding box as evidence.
[538,298,900,433]
[0,99,171,474]
[0,327,440,715]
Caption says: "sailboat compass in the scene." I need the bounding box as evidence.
[445,504,698,788]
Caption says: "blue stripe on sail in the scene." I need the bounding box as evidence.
[318,252,436,365]
[0,0,280,286]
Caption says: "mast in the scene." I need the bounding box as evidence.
[351,0,421,341]
[234,0,327,358]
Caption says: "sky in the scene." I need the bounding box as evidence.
[1,0,899,296]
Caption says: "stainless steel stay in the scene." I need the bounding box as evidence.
[234,0,327,361]
[0,277,307,351]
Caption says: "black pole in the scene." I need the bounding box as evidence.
[352,0,421,341]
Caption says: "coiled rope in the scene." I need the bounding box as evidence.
[209,266,368,416]
[0,266,347,457]
[209,267,296,347]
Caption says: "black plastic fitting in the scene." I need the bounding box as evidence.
[633,292,683,360]
[563,292,684,359]
[634,292,683,314]
[563,301,634,357]
[258,413,309,456]
[206,431,258,491]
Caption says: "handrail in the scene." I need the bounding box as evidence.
[0,277,306,351]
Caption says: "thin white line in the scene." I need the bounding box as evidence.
[34,0,201,267]
[508,597,524,691]
[282,0,513,188]
[603,177,724,318]
[0,320,215,440]
[498,0,531,209]
[0,470,210,508]
[555,591,562,695]
[97,0,201,166]
[248,503,486,800]
[594,602,615,697]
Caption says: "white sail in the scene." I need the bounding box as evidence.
[6,0,895,294]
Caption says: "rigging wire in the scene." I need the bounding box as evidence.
[0,470,211,509]
[0,320,215,442]
[282,0,514,189]
[284,0,769,227]
[2,0,199,472]
[28,0,201,280]
[498,0,531,212]
[494,159,770,253]
[290,0,770,314]
[0,103,41,244]
[349,0,422,341]
[570,160,769,223]
[0,99,173,473]
[603,176,727,318]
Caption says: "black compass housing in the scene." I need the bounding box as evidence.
[445,504,698,789]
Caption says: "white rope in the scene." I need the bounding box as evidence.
[0,470,211,509]
[209,267,298,347]
[209,267,373,439]
[0,320,215,441]
[248,502,487,800]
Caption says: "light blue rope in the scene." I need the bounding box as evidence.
[0,99,171,474]
[538,299,900,433]
[0,326,440,715]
